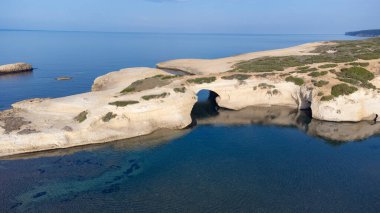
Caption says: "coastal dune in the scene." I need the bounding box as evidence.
[1,37,380,157]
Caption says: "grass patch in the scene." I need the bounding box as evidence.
[120,79,143,94]
[102,112,117,122]
[285,76,304,86]
[331,83,358,97]
[142,92,169,100]
[347,62,369,67]
[221,74,251,80]
[231,37,380,73]
[308,71,328,77]
[74,111,88,123]
[337,77,360,85]
[187,77,216,84]
[317,92,324,96]
[321,95,334,101]
[339,67,374,82]
[318,64,337,69]
[109,101,139,107]
[120,75,176,94]
[258,83,275,89]
[174,87,186,93]
[313,80,329,87]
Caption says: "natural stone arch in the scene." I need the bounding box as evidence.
[190,89,221,125]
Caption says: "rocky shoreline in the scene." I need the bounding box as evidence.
[1,37,380,157]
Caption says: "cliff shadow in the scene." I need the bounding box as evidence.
[190,89,221,126]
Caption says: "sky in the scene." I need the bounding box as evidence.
[0,0,379,34]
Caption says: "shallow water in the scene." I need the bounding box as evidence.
[1,31,379,212]
[1,106,380,212]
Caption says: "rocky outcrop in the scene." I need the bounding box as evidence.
[1,38,380,157]
[0,63,33,74]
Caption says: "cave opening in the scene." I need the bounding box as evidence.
[190,90,220,125]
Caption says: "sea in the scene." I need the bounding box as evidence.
[0,30,379,212]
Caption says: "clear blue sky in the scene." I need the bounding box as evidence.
[0,0,379,34]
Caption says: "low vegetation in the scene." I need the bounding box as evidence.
[320,95,334,101]
[231,37,380,73]
[285,76,304,86]
[142,92,169,100]
[121,75,175,94]
[331,83,358,97]
[221,74,251,80]
[74,111,88,123]
[102,112,117,122]
[308,71,328,77]
[347,62,369,67]
[337,67,376,89]
[174,87,186,93]
[313,80,329,87]
[187,77,216,84]
[318,64,337,69]
[109,100,139,107]
[339,67,374,82]
[258,83,275,89]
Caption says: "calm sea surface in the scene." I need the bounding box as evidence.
[1,31,379,212]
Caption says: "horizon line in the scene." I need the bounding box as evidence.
[0,28,345,36]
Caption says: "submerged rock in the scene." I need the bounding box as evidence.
[55,76,73,81]
[0,63,33,74]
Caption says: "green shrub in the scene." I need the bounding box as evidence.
[361,82,377,89]
[187,77,216,84]
[347,62,369,67]
[231,38,380,73]
[339,67,374,82]
[221,74,251,80]
[174,87,186,93]
[285,76,304,86]
[308,71,328,77]
[142,92,169,100]
[318,64,337,69]
[120,87,136,93]
[296,67,318,73]
[258,83,275,89]
[161,75,179,80]
[317,92,324,96]
[321,95,334,101]
[331,83,358,97]
[338,78,360,85]
[102,112,117,122]
[313,80,329,87]
[120,79,145,93]
[74,111,88,123]
[109,100,139,107]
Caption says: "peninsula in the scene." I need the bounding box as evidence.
[1,37,380,157]
[346,29,380,37]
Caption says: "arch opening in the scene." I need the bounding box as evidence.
[190,90,220,125]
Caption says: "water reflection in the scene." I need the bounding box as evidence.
[1,97,380,212]
[0,71,33,80]
[192,93,380,144]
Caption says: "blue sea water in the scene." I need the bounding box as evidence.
[0,31,379,212]
[0,31,360,110]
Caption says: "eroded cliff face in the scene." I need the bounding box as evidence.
[1,37,380,157]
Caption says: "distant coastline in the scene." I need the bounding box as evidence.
[345,29,380,37]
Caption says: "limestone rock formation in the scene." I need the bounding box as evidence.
[1,37,380,157]
[0,63,33,74]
